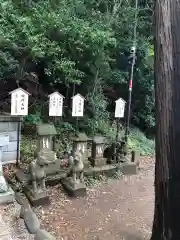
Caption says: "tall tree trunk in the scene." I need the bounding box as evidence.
[151,0,180,239]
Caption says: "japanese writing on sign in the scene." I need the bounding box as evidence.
[49,92,64,116]
[72,94,85,117]
[10,88,29,116]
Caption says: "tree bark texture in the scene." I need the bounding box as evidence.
[151,0,180,239]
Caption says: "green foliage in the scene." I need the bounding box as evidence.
[0,0,154,139]
[24,114,42,125]
[20,136,36,163]
[128,128,155,156]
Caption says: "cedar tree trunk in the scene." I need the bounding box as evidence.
[151,0,180,239]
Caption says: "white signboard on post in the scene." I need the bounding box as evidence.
[9,88,30,116]
[115,98,126,118]
[72,94,85,117]
[48,92,64,116]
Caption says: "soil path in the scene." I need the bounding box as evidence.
[0,157,154,240]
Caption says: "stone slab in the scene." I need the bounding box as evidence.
[8,131,20,142]
[118,162,137,175]
[0,122,19,132]
[89,157,107,167]
[1,151,19,165]
[3,141,18,152]
[84,162,138,177]
[0,187,15,205]
[24,186,50,207]
[46,171,67,186]
[84,165,117,177]
[16,169,67,186]
[45,160,62,176]
[61,178,87,198]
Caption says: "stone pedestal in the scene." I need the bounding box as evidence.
[61,178,86,197]
[90,157,107,167]
[24,186,50,207]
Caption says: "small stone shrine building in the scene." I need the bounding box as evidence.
[36,124,57,153]
[90,136,107,167]
[71,133,90,167]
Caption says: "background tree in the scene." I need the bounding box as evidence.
[0,0,154,137]
[151,0,180,239]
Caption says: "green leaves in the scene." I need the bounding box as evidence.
[0,0,154,133]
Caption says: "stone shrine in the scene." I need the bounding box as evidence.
[36,124,61,176]
[90,136,107,167]
[70,133,91,168]
[0,134,14,204]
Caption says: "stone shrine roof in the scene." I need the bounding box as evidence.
[92,136,106,144]
[71,132,90,142]
[36,124,57,136]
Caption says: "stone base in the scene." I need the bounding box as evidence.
[24,187,50,207]
[0,187,15,205]
[44,159,62,176]
[89,157,107,167]
[84,162,138,177]
[84,165,117,177]
[46,171,67,186]
[16,169,68,186]
[118,162,137,175]
[61,178,87,198]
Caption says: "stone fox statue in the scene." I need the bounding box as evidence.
[67,149,84,183]
[29,155,49,193]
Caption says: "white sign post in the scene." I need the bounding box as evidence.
[9,88,30,166]
[10,88,30,116]
[72,94,85,117]
[114,97,126,146]
[72,94,85,133]
[115,98,126,118]
[48,92,64,117]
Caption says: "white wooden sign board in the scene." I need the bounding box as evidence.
[49,92,64,116]
[115,98,126,118]
[10,88,30,116]
[72,94,85,117]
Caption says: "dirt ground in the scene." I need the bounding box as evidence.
[0,157,154,240]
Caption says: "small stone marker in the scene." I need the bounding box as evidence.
[9,88,30,116]
[72,94,85,117]
[48,92,64,116]
[115,98,126,118]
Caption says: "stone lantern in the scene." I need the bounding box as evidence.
[36,124,56,152]
[90,136,107,167]
[35,124,57,163]
[71,133,90,168]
